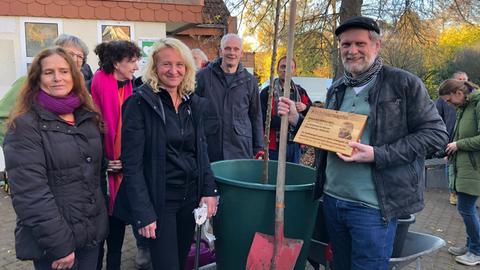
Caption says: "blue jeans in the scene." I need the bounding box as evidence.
[269,143,301,163]
[323,194,398,270]
[457,192,480,255]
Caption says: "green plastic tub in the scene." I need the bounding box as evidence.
[211,159,319,270]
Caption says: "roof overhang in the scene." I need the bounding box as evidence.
[0,0,204,24]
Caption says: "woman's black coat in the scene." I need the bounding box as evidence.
[4,106,108,261]
[113,84,218,230]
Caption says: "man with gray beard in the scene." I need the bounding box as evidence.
[278,16,448,270]
[195,33,263,162]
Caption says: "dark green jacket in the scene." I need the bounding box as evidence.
[450,91,480,195]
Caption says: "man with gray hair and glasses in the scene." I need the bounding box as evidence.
[195,33,263,162]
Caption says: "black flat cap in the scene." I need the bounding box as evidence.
[335,16,380,36]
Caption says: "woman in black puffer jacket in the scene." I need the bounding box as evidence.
[4,47,108,270]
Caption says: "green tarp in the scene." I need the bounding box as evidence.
[0,76,26,145]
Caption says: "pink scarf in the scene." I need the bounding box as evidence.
[91,70,132,214]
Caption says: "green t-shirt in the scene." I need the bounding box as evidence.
[324,82,379,208]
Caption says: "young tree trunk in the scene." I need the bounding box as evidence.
[331,0,338,78]
[262,0,283,184]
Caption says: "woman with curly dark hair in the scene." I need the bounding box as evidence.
[90,40,146,270]
[4,46,108,270]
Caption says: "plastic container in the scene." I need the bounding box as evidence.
[211,159,319,270]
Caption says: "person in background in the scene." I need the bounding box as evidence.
[81,63,94,90]
[442,71,469,205]
[260,56,312,163]
[453,71,469,82]
[113,37,218,270]
[4,46,108,270]
[53,34,94,91]
[90,40,149,270]
[278,16,448,270]
[54,34,89,73]
[191,48,209,70]
[439,79,480,266]
[195,33,263,162]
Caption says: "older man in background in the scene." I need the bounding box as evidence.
[195,33,263,162]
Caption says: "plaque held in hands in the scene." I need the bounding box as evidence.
[293,107,368,156]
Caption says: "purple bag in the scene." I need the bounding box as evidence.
[184,239,216,270]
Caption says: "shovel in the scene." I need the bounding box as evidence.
[245,138,303,270]
[194,223,202,270]
[246,2,302,269]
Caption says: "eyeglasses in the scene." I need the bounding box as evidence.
[67,51,84,62]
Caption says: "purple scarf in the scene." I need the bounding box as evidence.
[37,90,82,115]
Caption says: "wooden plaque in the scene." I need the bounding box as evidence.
[293,107,368,156]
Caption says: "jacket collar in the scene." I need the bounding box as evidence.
[33,104,97,125]
[135,84,194,124]
[209,57,246,75]
[464,91,480,107]
[329,65,387,108]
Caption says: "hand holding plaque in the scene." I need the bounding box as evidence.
[293,107,368,156]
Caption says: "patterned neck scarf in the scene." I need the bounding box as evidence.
[344,57,383,87]
[273,78,300,111]
[272,78,299,142]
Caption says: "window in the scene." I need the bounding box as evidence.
[20,18,63,75]
[98,21,134,43]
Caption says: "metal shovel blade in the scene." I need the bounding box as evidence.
[246,232,303,270]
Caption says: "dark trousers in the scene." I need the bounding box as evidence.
[96,216,149,270]
[34,245,99,270]
[269,142,301,164]
[149,192,197,270]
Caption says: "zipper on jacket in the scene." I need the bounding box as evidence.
[178,104,185,149]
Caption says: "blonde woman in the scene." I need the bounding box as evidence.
[113,37,218,269]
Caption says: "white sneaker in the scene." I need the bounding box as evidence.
[448,246,468,256]
[456,251,480,266]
